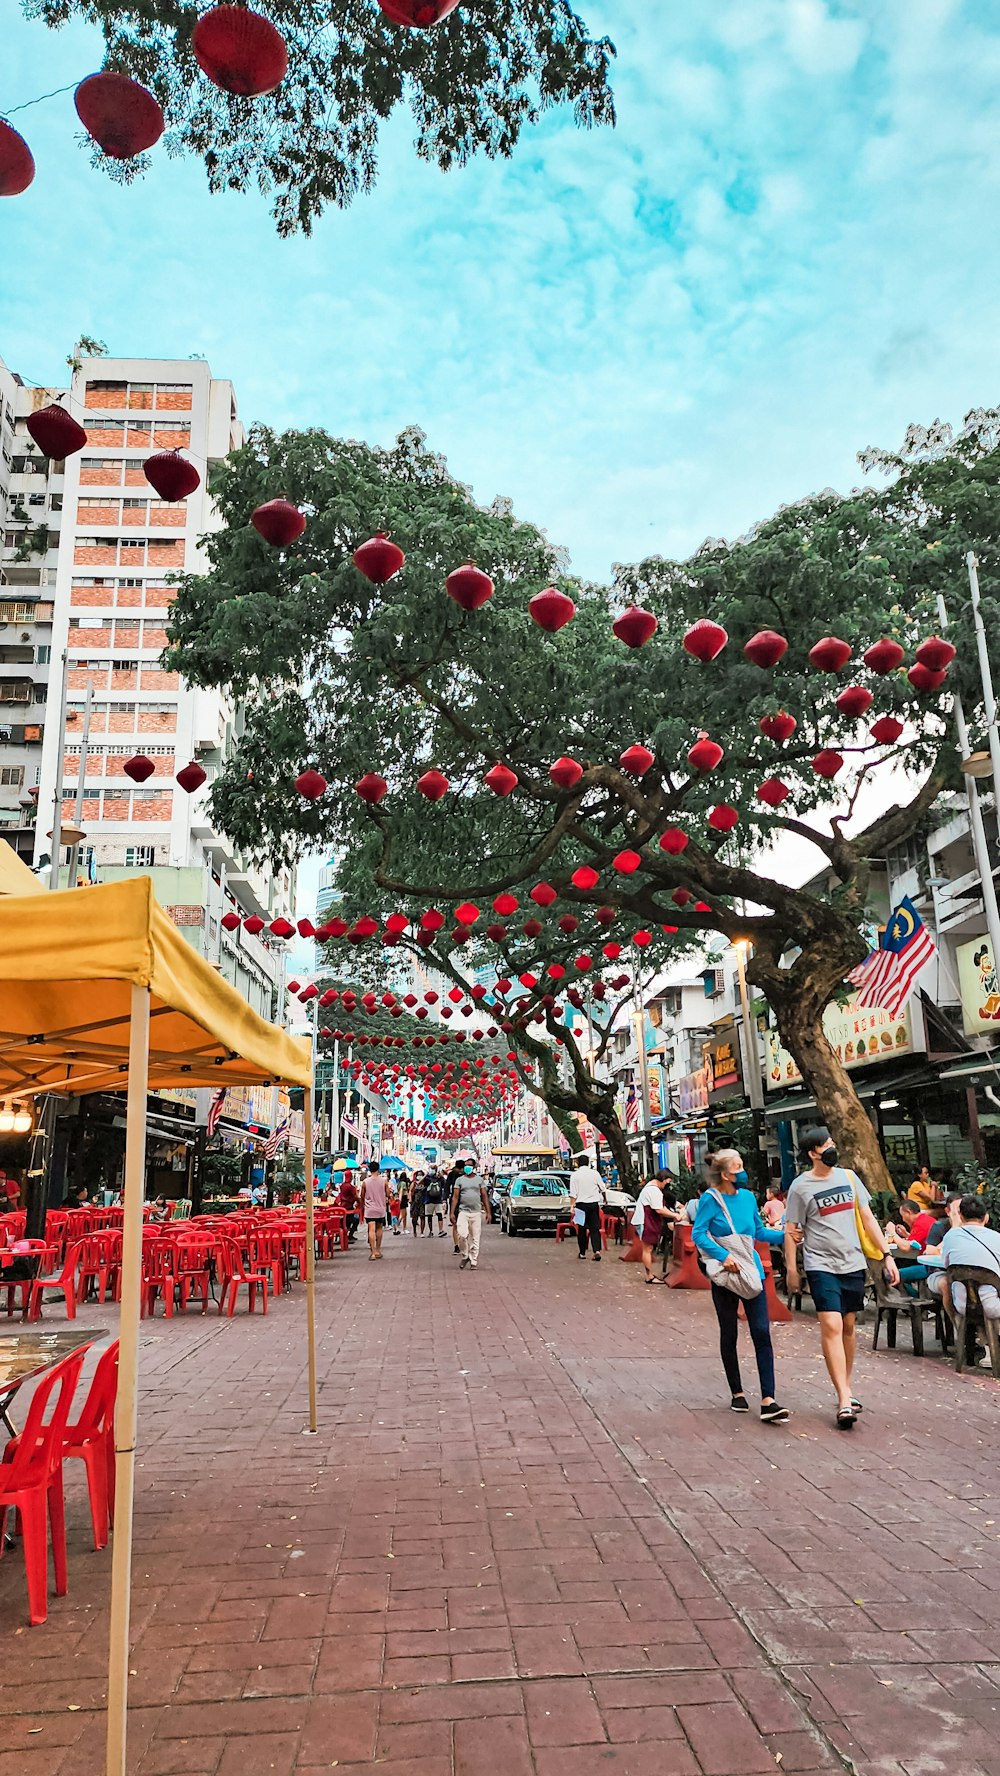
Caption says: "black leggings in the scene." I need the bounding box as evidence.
[576,1201,602,1255]
[710,1282,775,1400]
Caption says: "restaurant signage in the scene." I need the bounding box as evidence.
[765,1002,912,1090]
[956,934,1000,1034]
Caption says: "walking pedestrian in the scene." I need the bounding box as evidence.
[445,1163,463,1252]
[631,1174,681,1282]
[783,1127,899,1430]
[398,1175,409,1232]
[358,1159,389,1261]
[693,1149,790,1423]
[335,1171,360,1241]
[451,1164,492,1269]
[409,1171,427,1236]
[569,1152,606,1262]
[423,1168,447,1237]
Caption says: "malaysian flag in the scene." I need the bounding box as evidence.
[264,1119,288,1159]
[847,896,937,1018]
[206,1087,227,1137]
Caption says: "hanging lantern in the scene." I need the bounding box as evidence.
[295,768,326,800]
[836,686,873,718]
[756,778,789,807]
[355,915,380,938]
[416,769,449,801]
[546,963,566,981]
[75,72,165,159]
[683,619,728,662]
[455,902,480,926]
[243,915,265,935]
[384,912,409,934]
[446,562,493,611]
[687,735,724,772]
[659,827,688,854]
[355,772,388,804]
[421,910,445,932]
[297,918,316,938]
[812,749,844,779]
[530,882,557,907]
[377,0,462,25]
[447,987,463,1003]
[759,711,797,742]
[619,743,654,776]
[602,942,622,961]
[571,865,600,890]
[176,760,206,793]
[549,755,583,789]
[0,120,34,196]
[353,531,405,584]
[908,663,947,693]
[486,923,506,941]
[672,888,692,908]
[613,606,658,649]
[143,451,201,500]
[269,917,295,938]
[123,753,155,783]
[808,636,851,672]
[519,971,538,989]
[870,715,904,744]
[864,638,905,675]
[522,917,543,938]
[595,905,616,926]
[192,7,289,95]
[707,805,739,832]
[632,930,652,948]
[221,911,241,932]
[252,499,306,546]
[484,763,518,796]
[915,636,956,672]
[612,849,641,873]
[493,892,519,916]
[574,954,594,972]
[25,402,87,459]
[743,630,788,668]
[559,913,579,934]
[324,917,348,938]
[529,587,576,632]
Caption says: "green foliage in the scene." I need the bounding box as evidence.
[953,1160,1000,1219]
[200,1146,244,1197]
[24,0,615,235]
[67,335,108,373]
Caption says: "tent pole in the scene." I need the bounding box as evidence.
[106,983,150,1776]
[304,1083,318,1433]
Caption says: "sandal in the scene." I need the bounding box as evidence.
[836,1407,856,1431]
[644,1275,662,1284]
[850,1398,863,1413]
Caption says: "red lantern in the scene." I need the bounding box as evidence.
[571,865,600,890]
[74,72,164,159]
[522,917,543,938]
[559,913,579,934]
[612,849,642,873]
[613,606,658,649]
[0,120,34,195]
[759,711,797,742]
[602,942,622,961]
[659,827,689,855]
[574,954,594,972]
[812,749,844,779]
[530,882,557,907]
[808,636,851,672]
[176,760,206,793]
[870,715,904,744]
[416,769,449,801]
[252,499,306,546]
[908,663,947,693]
[619,743,654,776]
[549,755,583,790]
[864,638,905,675]
[672,888,692,908]
[324,917,348,938]
[355,772,388,804]
[123,753,155,783]
[484,763,518,796]
[687,735,724,772]
[455,902,480,926]
[707,805,739,832]
[353,531,405,584]
[915,636,956,672]
[756,778,789,807]
[743,630,788,668]
[446,562,493,610]
[836,686,873,718]
[683,619,728,662]
[192,6,288,95]
[354,915,379,938]
[448,987,463,1003]
[486,923,506,941]
[519,972,538,990]
[243,915,265,936]
[377,0,461,25]
[143,451,200,500]
[221,911,241,932]
[297,918,316,938]
[632,930,652,948]
[295,768,327,800]
[547,963,566,981]
[270,917,295,938]
[25,403,87,459]
[493,893,519,916]
[529,587,576,632]
[421,910,445,931]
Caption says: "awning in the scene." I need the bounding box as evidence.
[764,1063,941,1122]
[0,875,311,1098]
[0,835,42,897]
[938,1051,1000,1083]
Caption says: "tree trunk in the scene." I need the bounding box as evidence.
[586,1103,641,1192]
[772,996,895,1197]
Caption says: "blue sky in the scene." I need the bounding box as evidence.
[3,1,1000,584]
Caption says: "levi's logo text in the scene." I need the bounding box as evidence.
[814,1180,854,1219]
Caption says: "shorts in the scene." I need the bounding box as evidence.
[364,1212,386,1225]
[806,1268,867,1317]
[424,1199,443,1215]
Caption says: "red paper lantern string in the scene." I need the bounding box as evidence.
[613,606,658,649]
[417,769,449,801]
[0,120,35,195]
[550,756,583,789]
[529,587,576,633]
[683,619,728,662]
[192,7,289,96]
[74,72,165,159]
[743,630,788,668]
[252,499,306,546]
[446,562,494,610]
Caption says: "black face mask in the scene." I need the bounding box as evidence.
[818,1146,838,1168]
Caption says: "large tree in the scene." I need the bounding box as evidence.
[24,0,615,233]
[165,411,1000,1193]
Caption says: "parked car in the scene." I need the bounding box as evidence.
[489,1172,516,1213]
[500,1172,572,1236]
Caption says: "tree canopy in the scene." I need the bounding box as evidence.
[165,410,1000,1188]
[25,0,615,233]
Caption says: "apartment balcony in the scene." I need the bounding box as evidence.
[0,599,54,625]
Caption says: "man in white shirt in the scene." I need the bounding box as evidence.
[569,1153,606,1262]
[933,1197,1000,1340]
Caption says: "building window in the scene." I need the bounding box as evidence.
[125,844,155,867]
[122,499,147,510]
[35,646,50,664]
[0,766,24,787]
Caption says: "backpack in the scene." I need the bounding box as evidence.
[425,1175,444,1204]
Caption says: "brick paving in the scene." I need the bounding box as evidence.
[4,1226,1000,1774]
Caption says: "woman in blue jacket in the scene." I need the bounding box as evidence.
[693,1149,790,1423]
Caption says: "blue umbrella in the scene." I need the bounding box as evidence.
[379,1154,407,1171]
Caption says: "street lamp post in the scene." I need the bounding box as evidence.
[734,939,769,1192]
[936,591,1000,972]
[632,979,654,1175]
[65,680,93,890]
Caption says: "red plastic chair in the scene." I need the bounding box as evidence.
[63,1341,119,1551]
[0,1347,88,1624]
[2,1240,56,1319]
[140,1241,182,1318]
[172,1237,219,1313]
[248,1229,285,1297]
[217,1239,269,1316]
[27,1241,85,1322]
[77,1232,122,1306]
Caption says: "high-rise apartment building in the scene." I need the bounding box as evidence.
[0,357,57,855]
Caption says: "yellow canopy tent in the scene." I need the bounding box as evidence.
[0,874,313,1776]
[0,835,43,897]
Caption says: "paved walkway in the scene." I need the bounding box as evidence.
[4,1225,1000,1776]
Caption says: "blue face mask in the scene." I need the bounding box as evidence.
[734,1169,748,1185]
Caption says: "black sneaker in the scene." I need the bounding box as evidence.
[593,1253,601,1262]
[578,1251,587,1260]
[730,1395,750,1413]
[760,1401,790,1424]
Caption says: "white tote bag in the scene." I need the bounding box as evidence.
[700,1189,763,1299]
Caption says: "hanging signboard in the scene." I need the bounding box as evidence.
[957,934,1000,1034]
[765,1002,912,1090]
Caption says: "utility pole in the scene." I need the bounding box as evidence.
[46,648,70,889]
[734,940,768,1192]
[937,591,1000,971]
[65,679,93,890]
[632,977,654,1175]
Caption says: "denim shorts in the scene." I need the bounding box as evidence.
[806,1268,867,1316]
